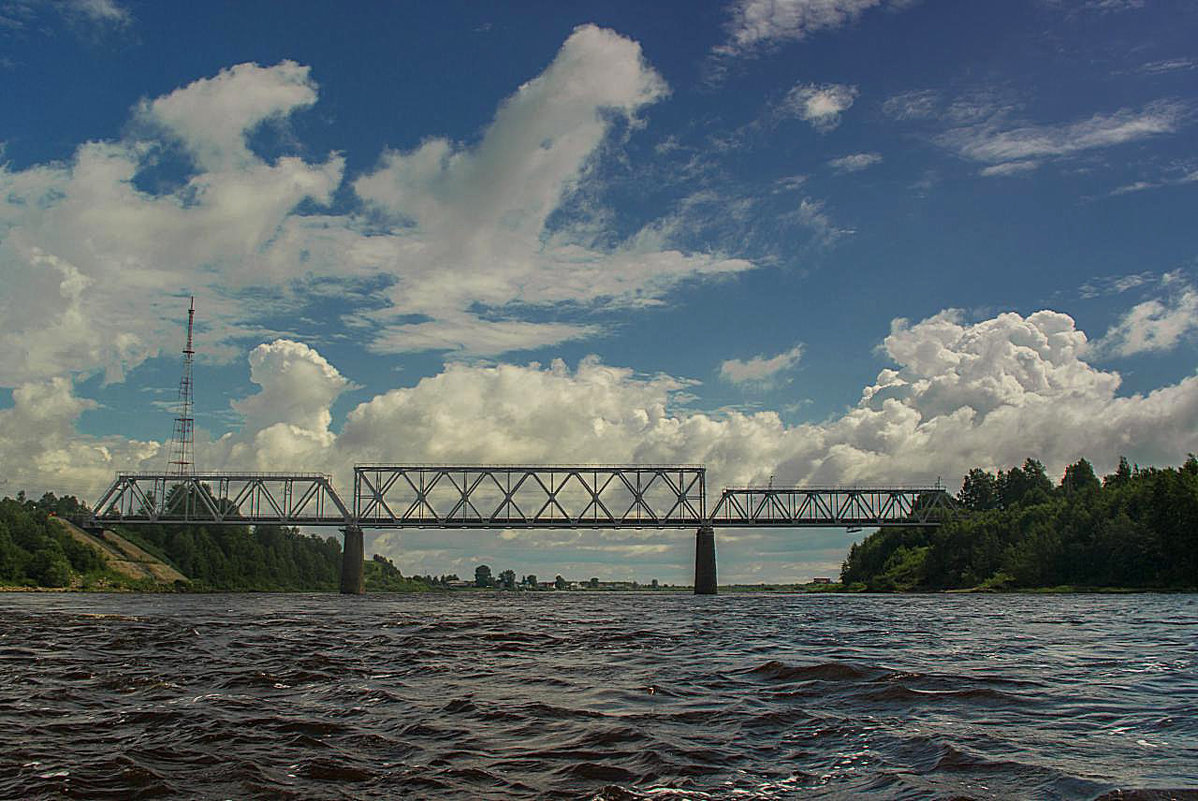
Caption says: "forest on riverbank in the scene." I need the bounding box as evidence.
[0,492,433,591]
[841,456,1198,591]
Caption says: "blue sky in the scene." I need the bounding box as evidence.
[1,0,1196,582]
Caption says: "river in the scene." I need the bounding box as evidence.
[1,592,1195,799]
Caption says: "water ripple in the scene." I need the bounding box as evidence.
[1,592,1196,799]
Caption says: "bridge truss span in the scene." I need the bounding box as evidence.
[710,486,954,528]
[354,465,707,528]
[91,472,351,526]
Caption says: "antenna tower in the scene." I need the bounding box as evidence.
[167,297,196,477]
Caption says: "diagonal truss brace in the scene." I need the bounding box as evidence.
[353,465,707,528]
[90,473,351,526]
[709,486,954,527]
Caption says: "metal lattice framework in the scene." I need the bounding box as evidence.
[709,486,954,528]
[88,469,955,531]
[354,465,707,528]
[91,473,351,526]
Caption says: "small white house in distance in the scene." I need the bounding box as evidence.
[812,577,833,585]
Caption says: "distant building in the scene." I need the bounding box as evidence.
[812,577,833,585]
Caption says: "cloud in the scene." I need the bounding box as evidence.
[882,89,938,120]
[347,23,753,355]
[780,83,859,132]
[1,0,131,34]
[0,28,759,380]
[979,160,1039,177]
[828,152,882,172]
[716,0,908,56]
[0,377,158,495]
[17,305,1198,511]
[0,60,344,385]
[1107,167,1198,196]
[940,101,1185,167]
[65,0,130,27]
[138,60,318,172]
[1137,58,1196,75]
[1079,272,1154,299]
[1093,275,1198,357]
[1078,0,1145,11]
[795,197,853,244]
[720,345,804,384]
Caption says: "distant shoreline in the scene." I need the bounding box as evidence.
[5,584,1194,595]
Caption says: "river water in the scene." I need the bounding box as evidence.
[1,592,1195,800]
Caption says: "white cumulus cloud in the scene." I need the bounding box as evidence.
[0,60,344,385]
[1094,276,1198,357]
[350,24,754,355]
[721,346,805,384]
[781,82,859,132]
[0,28,760,382]
[12,306,1198,512]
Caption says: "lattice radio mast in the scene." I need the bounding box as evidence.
[166,296,196,477]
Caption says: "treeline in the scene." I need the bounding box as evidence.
[364,555,448,592]
[0,493,108,587]
[0,491,439,592]
[840,456,1198,591]
[116,520,344,591]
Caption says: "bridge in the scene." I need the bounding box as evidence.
[88,465,954,595]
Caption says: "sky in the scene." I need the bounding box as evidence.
[1,0,1196,584]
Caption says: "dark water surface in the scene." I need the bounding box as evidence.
[1,592,1195,800]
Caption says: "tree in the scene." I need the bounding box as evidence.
[475,564,493,588]
[998,458,1053,507]
[1105,456,1133,488]
[589,577,599,588]
[30,550,71,587]
[524,573,538,588]
[498,569,516,590]
[554,574,567,590]
[959,468,999,511]
[1061,458,1100,496]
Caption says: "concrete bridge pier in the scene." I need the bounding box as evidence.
[694,525,717,595]
[340,525,365,595]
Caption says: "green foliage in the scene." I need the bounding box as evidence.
[842,456,1198,591]
[474,564,493,588]
[0,493,104,587]
[114,522,344,591]
[958,468,1000,511]
[365,555,438,592]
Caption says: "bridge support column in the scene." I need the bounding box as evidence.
[694,525,717,595]
[340,525,365,595]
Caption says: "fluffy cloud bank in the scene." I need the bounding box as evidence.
[10,308,1197,506]
[0,26,755,386]
[0,59,344,385]
[351,24,752,354]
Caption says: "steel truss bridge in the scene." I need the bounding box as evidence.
[88,465,954,594]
